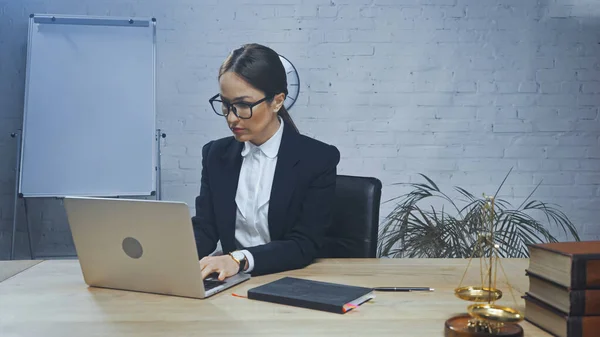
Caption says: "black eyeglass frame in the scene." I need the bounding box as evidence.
[208,93,274,119]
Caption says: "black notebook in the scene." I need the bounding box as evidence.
[247,277,375,314]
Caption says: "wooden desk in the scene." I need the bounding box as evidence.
[0,258,548,336]
[0,260,42,283]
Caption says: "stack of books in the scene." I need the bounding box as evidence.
[524,241,600,337]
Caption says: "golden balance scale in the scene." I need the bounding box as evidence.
[444,196,525,337]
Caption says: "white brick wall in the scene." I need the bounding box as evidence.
[1,0,600,258]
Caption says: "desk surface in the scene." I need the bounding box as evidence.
[0,260,42,283]
[0,258,548,336]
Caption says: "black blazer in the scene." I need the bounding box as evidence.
[191,123,340,276]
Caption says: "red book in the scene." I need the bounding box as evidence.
[527,241,600,290]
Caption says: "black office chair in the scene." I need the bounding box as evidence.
[318,174,382,258]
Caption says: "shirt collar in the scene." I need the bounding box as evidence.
[241,118,284,159]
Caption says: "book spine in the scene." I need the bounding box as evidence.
[526,295,600,337]
[247,291,344,314]
[572,257,588,289]
[566,316,600,337]
[567,316,581,337]
[571,258,600,289]
[570,289,600,315]
[570,291,585,316]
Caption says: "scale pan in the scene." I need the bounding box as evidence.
[455,286,502,302]
[468,303,524,324]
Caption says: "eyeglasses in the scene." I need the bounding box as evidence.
[208,94,273,119]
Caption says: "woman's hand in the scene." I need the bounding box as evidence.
[200,255,239,281]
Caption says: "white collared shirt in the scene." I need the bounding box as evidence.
[235,119,284,273]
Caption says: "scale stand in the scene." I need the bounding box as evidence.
[9,129,166,260]
[444,196,524,337]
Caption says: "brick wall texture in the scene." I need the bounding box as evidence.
[1,0,600,258]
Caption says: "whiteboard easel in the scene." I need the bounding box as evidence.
[10,14,163,259]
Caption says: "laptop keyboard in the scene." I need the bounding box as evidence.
[203,278,225,291]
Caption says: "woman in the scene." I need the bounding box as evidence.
[192,43,340,280]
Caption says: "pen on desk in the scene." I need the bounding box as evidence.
[373,287,434,292]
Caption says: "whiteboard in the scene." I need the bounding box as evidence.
[19,14,157,198]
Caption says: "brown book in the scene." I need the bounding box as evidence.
[526,270,600,316]
[527,241,600,290]
[524,294,600,337]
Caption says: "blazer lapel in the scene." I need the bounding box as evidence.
[268,125,300,240]
[218,138,243,249]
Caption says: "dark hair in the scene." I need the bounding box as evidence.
[218,43,298,133]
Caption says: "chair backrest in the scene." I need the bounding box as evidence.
[318,174,382,258]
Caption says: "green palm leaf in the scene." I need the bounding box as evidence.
[378,171,581,258]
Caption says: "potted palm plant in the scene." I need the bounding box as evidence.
[377,169,581,258]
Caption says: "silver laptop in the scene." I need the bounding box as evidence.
[63,196,250,299]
